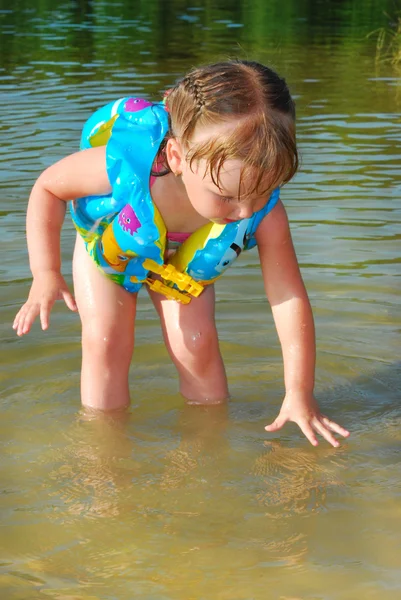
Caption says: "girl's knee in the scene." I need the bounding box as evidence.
[81,322,134,366]
[169,322,220,366]
[169,324,228,401]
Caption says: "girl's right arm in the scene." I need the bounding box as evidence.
[13,146,112,336]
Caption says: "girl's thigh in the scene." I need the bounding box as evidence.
[72,235,137,335]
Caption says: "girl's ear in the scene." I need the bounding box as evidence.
[165,137,184,175]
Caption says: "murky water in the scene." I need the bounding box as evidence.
[1,1,400,598]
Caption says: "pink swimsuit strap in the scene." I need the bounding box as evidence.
[149,155,166,188]
[166,231,191,243]
[150,159,191,244]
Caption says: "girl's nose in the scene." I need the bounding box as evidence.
[236,204,254,220]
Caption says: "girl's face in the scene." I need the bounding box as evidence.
[180,158,268,224]
[167,122,273,224]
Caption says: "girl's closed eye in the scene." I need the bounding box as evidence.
[218,195,234,203]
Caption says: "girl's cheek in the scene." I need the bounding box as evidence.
[212,201,225,217]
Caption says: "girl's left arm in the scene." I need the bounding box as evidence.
[255,200,349,447]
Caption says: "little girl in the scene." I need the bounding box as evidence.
[13,60,349,447]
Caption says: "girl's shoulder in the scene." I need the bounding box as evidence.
[254,199,290,248]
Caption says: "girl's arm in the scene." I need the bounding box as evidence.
[255,200,349,447]
[13,146,111,336]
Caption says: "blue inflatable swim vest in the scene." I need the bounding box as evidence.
[70,97,280,303]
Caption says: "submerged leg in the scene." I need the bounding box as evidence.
[149,285,229,404]
[73,235,137,410]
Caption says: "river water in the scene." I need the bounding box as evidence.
[1,1,400,598]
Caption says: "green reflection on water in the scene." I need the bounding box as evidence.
[0,0,396,78]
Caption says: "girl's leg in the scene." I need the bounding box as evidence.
[73,235,137,410]
[148,285,229,404]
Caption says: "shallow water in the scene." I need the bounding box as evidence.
[1,1,401,598]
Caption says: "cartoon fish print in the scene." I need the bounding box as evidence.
[100,224,130,272]
[124,98,153,112]
[118,205,142,236]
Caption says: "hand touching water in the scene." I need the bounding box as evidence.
[265,390,350,447]
[13,270,77,336]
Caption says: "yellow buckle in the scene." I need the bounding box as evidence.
[146,278,192,304]
[143,259,204,299]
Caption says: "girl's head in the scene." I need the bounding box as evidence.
[164,60,298,222]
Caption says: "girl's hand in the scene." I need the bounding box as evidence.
[264,390,350,448]
[13,270,78,336]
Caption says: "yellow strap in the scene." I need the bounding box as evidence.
[143,258,204,298]
[145,278,192,304]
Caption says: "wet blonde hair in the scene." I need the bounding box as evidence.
[164,59,298,198]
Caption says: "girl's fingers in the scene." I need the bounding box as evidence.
[265,406,350,448]
[322,417,350,438]
[24,304,41,334]
[298,420,319,447]
[313,420,340,448]
[40,299,54,330]
[61,289,78,312]
[17,305,35,336]
[14,316,23,335]
[14,302,46,335]
[13,307,24,329]
[14,303,31,329]
[16,307,30,335]
[14,301,37,334]
[265,413,287,432]
[14,288,76,336]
